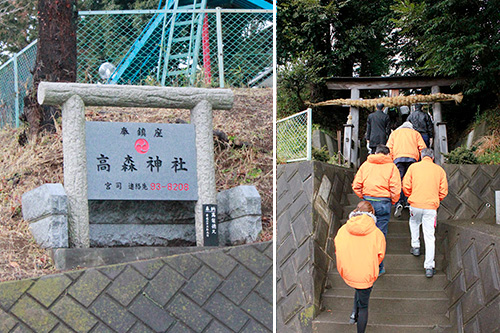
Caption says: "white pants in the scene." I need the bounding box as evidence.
[409,206,437,269]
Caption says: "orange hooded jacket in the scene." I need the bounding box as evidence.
[386,123,427,161]
[403,156,448,210]
[335,212,386,289]
[352,153,401,204]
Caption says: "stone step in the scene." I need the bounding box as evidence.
[327,270,447,291]
[346,193,361,205]
[323,288,448,300]
[383,253,444,271]
[329,253,444,273]
[386,235,444,254]
[388,220,410,234]
[312,311,451,332]
[322,290,448,315]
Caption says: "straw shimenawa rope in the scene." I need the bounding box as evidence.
[309,92,463,108]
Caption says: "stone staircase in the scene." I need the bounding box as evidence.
[312,193,451,332]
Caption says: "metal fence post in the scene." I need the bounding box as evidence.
[157,6,169,82]
[216,7,224,88]
[190,0,208,85]
[496,191,500,225]
[306,108,312,161]
[13,53,19,128]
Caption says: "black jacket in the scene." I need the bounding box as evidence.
[365,110,390,147]
[407,111,434,138]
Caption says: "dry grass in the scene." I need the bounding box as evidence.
[474,130,500,155]
[0,88,273,282]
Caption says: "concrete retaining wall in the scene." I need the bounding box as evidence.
[440,164,500,220]
[441,220,500,332]
[437,160,500,332]
[276,161,355,332]
[0,241,272,332]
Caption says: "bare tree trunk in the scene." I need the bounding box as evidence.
[24,0,77,136]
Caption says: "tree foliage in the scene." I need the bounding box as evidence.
[392,0,500,103]
[277,0,396,124]
[0,0,37,64]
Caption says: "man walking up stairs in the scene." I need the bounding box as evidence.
[403,148,448,278]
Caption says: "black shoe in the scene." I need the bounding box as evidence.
[410,247,420,257]
[394,204,403,218]
[425,268,436,278]
[349,312,357,324]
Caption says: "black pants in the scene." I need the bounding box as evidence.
[396,161,414,206]
[352,287,373,333]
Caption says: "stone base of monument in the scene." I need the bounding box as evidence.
[21,184,69,248]
[51,246,211,270]
[218,185,262,245]
[22,183,262,269]
[89,224,197,247]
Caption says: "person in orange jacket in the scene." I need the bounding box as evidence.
[402,148,448,278]
[386,121,427,217]
[352,144,400,275]
[335,201,386,333]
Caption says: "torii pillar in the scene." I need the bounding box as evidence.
[349,88,360,167]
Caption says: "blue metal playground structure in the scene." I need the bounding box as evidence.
[106,0,272,86]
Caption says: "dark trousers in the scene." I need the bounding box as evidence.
[420,133,430,148]
[352,287,373,333]
[364,197,390,271]
[396,161,414,206]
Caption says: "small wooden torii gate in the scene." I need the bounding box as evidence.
[325,76,459,167]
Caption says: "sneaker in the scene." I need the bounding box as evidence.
[410,247,420,257]
[349,312,357,324]
[379,267,386,276]
[425,268,435,278]
[394,204,403,218]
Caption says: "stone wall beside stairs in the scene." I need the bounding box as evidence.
[0,241,272,332]
[441,219,500,332]
[276,161,355,332]
[440,164,500,220]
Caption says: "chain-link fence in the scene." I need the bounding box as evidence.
[78,9,273,88]
[0,7,272,128]
[0,41,37,128]
[277,109,312,162]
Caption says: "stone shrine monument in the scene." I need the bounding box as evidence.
[22,82,262,254]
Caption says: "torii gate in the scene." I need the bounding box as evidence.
[325,76,459,167]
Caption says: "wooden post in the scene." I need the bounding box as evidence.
[337,130,342,165]
[437,122,448,165]
[431,86,443,163]
[350,88,360,167]
[343,124,353,166]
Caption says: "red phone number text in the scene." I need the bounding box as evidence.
[150,183,190,191]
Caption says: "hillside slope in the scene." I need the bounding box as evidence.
[0,88,273,282]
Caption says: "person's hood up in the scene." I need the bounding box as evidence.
[367,153,393,164]
[345,211,378,236]
[397,121,414,130]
